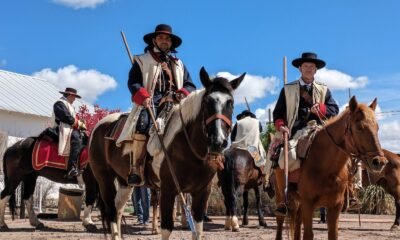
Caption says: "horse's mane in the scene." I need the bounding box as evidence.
[89,112,121,148]
[173,89,206,125]
[161,89,206,150]
[324,102,375,127]
[324,108,349,127]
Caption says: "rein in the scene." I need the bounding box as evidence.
[178,102,208,161]
[323,114,383,169]
[178,102,226,170]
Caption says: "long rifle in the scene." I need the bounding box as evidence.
[120,31,197,237]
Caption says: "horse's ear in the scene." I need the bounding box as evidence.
[230,73,246,90]
[200,67,212,88]
[349,95,358,112]
[369,98,378,111]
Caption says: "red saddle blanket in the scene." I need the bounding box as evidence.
[32,140,89,171]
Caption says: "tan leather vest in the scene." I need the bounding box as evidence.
[284,80,327,132]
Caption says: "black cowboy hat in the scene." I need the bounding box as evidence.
[59,87,81,99]
[292,52,326,69]
[143,24,182,49]
[237,110,256,120]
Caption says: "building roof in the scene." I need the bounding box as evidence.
[0,69,89,117]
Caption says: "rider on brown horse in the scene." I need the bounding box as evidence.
[231,110,270,186]
[272,52,339,216]
[52,87,86,178]
[116,24,196,185]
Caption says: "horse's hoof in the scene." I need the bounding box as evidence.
[232,227,240,232]
[152,229,160,235]
[0,225,9,231]
[35,223,45,229]
[390,225,399,231]
[84,224,98,232]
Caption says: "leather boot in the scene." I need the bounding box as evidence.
[66,163,80,178]
[273,167,288,217]
[127,133,147,185]
[66,130,82,179]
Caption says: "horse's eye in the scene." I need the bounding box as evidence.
[227,100,233,108]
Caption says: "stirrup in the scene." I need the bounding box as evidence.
[274,204,288,217]
[65,166,80,178]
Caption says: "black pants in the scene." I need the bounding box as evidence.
[68,129,82,167]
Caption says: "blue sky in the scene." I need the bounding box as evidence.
[1,0,400,151]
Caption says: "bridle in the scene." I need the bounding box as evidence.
[205,113,232,131]
[323,114,384,169]
[178,101,230,170]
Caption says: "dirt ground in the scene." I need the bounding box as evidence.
[0,212,398,240]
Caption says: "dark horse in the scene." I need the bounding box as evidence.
[218,148,267,231]
[88,67,244,240]
[0,132,98,231]
[320,148,400,230]
[275,97,388,240]
[361,149,400,230]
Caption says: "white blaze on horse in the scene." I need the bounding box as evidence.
[88,67,244,240]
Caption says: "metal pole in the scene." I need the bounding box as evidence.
[121,31,134,65]
[268,108,272,124]
[244,97,251,111]
[283,56,289,204]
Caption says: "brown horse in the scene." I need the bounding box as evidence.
[361,149,400,230]
[218,148,267,231]
[274,96,388,240]
[0,133,98,232]
[88,67,244,240]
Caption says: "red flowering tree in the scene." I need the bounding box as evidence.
[76,104,120,136]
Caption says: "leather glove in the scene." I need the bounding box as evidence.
[78,120,87,130]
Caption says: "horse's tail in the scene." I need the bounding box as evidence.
[221,149,237,215]
[2,146,17,220]
[96,189,109,236]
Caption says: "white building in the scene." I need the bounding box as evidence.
[0,69,90,164]
[0,69,91,209]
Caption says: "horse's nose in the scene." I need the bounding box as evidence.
[371,156,387,171]
[209,135,225,153]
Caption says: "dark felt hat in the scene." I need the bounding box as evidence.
[59,87,81,99]
[237,110,256,120]
[143,24,182,49]
[292,52,326,69]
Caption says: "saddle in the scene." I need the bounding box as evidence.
[32,139,89,171]
[105,113,129,141]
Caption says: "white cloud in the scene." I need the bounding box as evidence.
[315,68,368,90]
[0,59,6,67]
[379,120,400,153]
[52,0,108,9]
[255,101,277,125]
[216,72,279,104]
[33,65,117,103]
